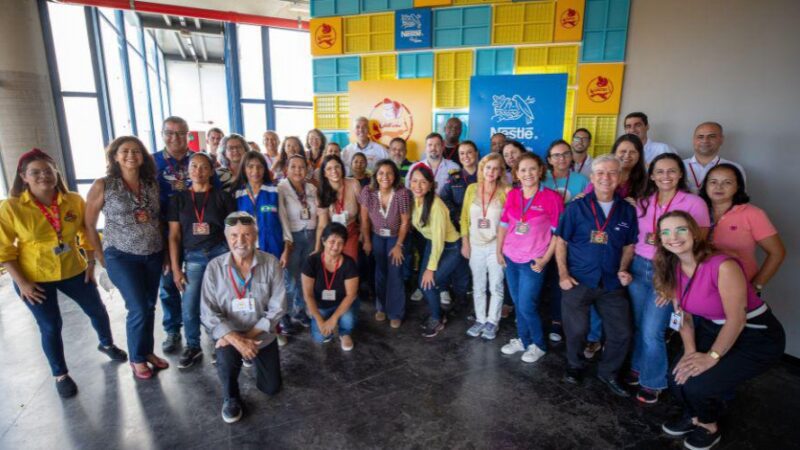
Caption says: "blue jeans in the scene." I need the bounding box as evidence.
[183,242,228,348]
[629,255,673,390]
[419,240,469,321]
[159,263,182,335]
[104,247,162,363]
[504,257,547,349]
[310,299,360,342]
[285,229,314,319]
[15,272,114,376]
[373,233,405,320]
[587,306,604,342]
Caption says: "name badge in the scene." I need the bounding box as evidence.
[477,218,491,229]
[133,208,150,224]
[53,243,70,256]
[232,297,255,313]
[669,310,683,331]
[645,232,657,246]
[322,289,336,301]
[193,222,210,236]
[379,228,391,237]
[300,208,311,220]
[590,230,608,245]
[331,212,348,225]
[514,222,529,235]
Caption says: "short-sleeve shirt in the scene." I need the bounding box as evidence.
[167,188,236,251]
[643,140,677,164]
[572,154,593,178]
[322,178,361,227]
[358,186,411,237]
[500,186,564,263]
[342,141,389,174]
[542,171,590,204]
[440,169,478,231]
[301,252,358,307]
[634,191,710,260]
[556,193,639,290]
[711,204,777,281]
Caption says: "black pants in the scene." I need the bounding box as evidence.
[670,310,785,424]
[561,284,631,378]
[216,339,282,399]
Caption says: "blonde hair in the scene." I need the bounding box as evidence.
[477,153,508,190]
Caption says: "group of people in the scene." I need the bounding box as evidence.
[0,111,786,449]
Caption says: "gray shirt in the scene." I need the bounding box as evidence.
[200,250,286,347]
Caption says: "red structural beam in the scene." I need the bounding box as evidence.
[56,0,309,30]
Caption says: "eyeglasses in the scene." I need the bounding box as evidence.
[225,216,256,227]
[163,131,188,138]
[26,168,55,178]
[549,152,572,160]
[572,137,590,142]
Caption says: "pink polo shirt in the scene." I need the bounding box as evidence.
[635,191,710,260]
[711,204,777,281]
[500,186,564,264]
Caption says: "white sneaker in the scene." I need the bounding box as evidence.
[521,344,546,363]
[410,289,423,302]
[440,290,451,305]
[501,338,526,355]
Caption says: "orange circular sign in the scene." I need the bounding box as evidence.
[560,8,580,29]
[368,98,414,145]
[587,76,614,103]
[315,22,336,49]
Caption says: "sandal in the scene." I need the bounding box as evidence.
[146,355,170,370]
[130,362,153,380]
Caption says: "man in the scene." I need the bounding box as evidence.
[443,117,463,165]
[490,132,507,154]
[555,154,638,397]
[624,112,676,164]
[406,132,460,195]
[262,130,280,170]
[201,212,285,424]
[388,137,414,184]
[683,121,746,194]
[571,128,593,177]
[206,127,224,167]
[342,117,389,175]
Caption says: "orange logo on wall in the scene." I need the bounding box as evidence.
[560,8,580,29]
[368,98,414,142]
[315,23,336,49]
[587,76,614,102]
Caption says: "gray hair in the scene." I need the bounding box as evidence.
[591,154,622,173]
[219,133,248,166]
[355,116,369,127]
[162,116,188,131]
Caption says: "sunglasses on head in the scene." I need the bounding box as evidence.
[225,216,255,227]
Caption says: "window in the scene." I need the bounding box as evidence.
[63,98,106,180]
[129,46,153,148]
[269,28,312,102]
[275,107,314,141]
[242,103,267,142]
[238,25,265,100]
[100,17,132,136]
[49,3,95,92]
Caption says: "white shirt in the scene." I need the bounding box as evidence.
[277,179,318,232]
[405,158,460,195]
[643,140,677,164]
[342,141,389,175]
[572,153,593,177]
[683,155,746,194]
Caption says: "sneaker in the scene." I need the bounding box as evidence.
[221,397,243,424]
[583,341,602,360]
[501,338,526,355]
[177,347,202,369]
[481,322,498,340]
[340,335,354,351]
[211,351,218,366]
[596,375,630,397]
[374,311,387,322]
[276,335,288,347]
[242,359,253,368]
[521,344,546,363]
[410,289,423,302]
[162,333,182,354]
[636,387,660,404]
[97,344,128,362]
[466,322,485,337]
[662,415,697,437]
[683,427,722,450]
[55,375,78,398]
[624,370,640,387]
[549,322,563,343]
[390,319,402,329]
[291,315,311,328]
[440,290,452,307]
[421,317,445,338]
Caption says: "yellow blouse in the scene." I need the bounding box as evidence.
[411,196,460,271]
[0,191,93,283]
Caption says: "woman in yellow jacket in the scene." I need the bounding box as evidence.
[0,149,127,398]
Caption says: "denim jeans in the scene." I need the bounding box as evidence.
[310,299,360,342]
[587,306,604,342]
[285,229,314,319]
[419,240,469,321]
[504,257,547,349]
[104,247,162,363]
[469,242,505,325]
[159,264,182,335]
[182,242,228,348]
[372,233,406,320]
[629,254,673,390]
[15,272,114,376]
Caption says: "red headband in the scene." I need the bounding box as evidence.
[411,163,434,179]
[17,148,54,173]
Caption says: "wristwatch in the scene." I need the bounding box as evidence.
[708,350,721,360]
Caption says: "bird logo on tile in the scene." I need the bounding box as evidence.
[491,95,536,125]
[315,22,336,49]
[560,8,580,29]
[587,76,614,103]
[368,98,414,145]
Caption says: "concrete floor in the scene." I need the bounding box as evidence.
[0,273,798,450]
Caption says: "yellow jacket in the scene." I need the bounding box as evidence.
[412,196,460,271]
[0,191,93,283]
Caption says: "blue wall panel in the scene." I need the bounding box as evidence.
[433,6,491,48]
[311,0,360,18]
[581,0,630,62]
[361,0,413,13]
[325,131,351,146]
[313,56,361,93]
[475,48,514,76]
[397,52,434,78]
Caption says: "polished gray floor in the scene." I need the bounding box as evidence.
[0,273,798,450]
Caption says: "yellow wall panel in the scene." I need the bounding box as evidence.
[414,0,451,6]
[434,50,473,108]
[314,95,350,130]
[575,115,617,156]
[576,63,625,115]
[492,2,555,45]
[515,45,578,84]
[310,17,343,56]
[362,54,397,81]
[344,14,394,54]
[554,0,585,43]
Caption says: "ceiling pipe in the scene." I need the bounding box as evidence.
[193,17,201,30]
[198,35,208,61]
[171,31,186,59]
[162,13,170,26]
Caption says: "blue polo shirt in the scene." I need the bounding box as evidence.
[440,169,477,231]
[235,183,284,259]
[556,192,638,290]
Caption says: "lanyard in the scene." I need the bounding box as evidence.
[480,183,497,218]
[651,192,677,233]
[334,181,346,214]
[552,171,571,202]
[291,180,307,208]
[574,158,587,174]
[321,252,342,291]
[190,188,210,223]
[520,187,540,222]
[677,263,701,311]
[246,183,259,206]
[164,151,186,180]
[589,198,616,232]
[460,170,474,186]
[228,265,252,299]
[378,189,394,220]
[427,160,442,180]
[32,193,63,244]
[688,157,720,189]
[121,178,143,206]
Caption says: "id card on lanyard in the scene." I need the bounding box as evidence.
[515,189,540,235]
[589,199,616,245]
[671,264,701,331]
[229,265,255,313]
[191,189,211,235]
[477,184,497,230]
[321,253,342,301]
[32,193,69,255]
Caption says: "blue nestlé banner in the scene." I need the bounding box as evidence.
[395,8,431,50]
[468,74,568,158]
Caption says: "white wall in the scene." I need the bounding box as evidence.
[166,60,230,136]
[621,0,800,355]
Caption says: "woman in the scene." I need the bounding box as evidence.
[628,152,710,404]
[497,153,563,363]
[460,153,509,340]
[700,164,785,292]
[654,212,784,450]
[408,165,469,338]
[217,134,247,192]
[272,136,305,181]
[316,155,362,261]
[234,151,292,265]
[278,154,319,328]
[441,141,479,231]
[84,137,168,379]
[306,128,327,171]
[168,152,236,369]
[262,131,280,173]
[584,134,647,202]
[502,141,525,185]
[301,223,360,351]
[0,149,127,397]
[324,142,341,158]
[359,159,411,328]
[350,152,371,188]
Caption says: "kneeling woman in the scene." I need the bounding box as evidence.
[655,211,784,450]
[302,223,360,351]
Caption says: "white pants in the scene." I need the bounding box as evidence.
[469,242,505,325]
